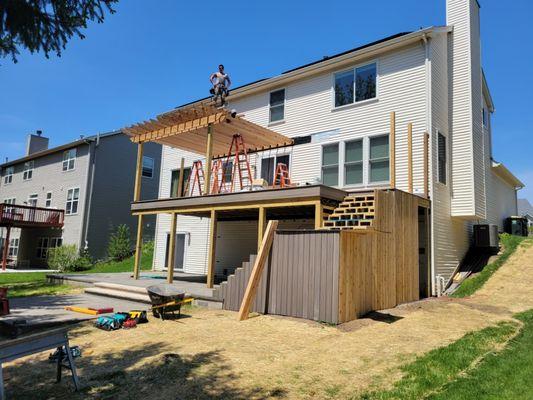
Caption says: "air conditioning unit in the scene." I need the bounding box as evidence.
[473,224,499,249]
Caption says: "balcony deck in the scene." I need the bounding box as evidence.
[0,203,64,229]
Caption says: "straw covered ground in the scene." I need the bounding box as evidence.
[3,239,533,399]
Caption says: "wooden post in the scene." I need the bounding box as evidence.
[204,124,214,195]
[390,112,396,189]
[257,207,266,251]
[133,143,144,202]
[133,215,143,280]
[424,132,429,198]
[407,122,413,193]
[238,220,279,321]
[206,209,217,288]
[167,212,178,283]
[315,201,323,229]
[177,157,185,198]
[1,226,11,271]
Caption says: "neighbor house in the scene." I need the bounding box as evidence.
[122,0,523,322]
[0,131,161,268]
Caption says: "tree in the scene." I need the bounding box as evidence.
[107,224,132,261]
[0,0,117,62]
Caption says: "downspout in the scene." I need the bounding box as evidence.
[422,33,437,296]
[80,134,99,253]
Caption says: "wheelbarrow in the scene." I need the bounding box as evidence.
[147,285,189,320]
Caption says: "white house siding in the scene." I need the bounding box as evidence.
[486,173,517,231]
[230,42,428,194]
[447,0,486,218]
[154,42,430,275]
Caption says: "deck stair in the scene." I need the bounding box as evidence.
[84,282,151,304]
[323,192,376,230]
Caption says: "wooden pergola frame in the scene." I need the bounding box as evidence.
[124,101,294,286]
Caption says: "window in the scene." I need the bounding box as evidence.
[321,144,339,186]
[50,237,63,248]
[223,161,233,183]
[334,62,377,107]
[170,168,191,197]
[23,161,34,181]
[482,108,489,128]
[37,237,50,259]
[142,156,154,178]
[344,139,363,185]
[28,194,38,207]
[269,89,285,123]
[438,132,447,184]
[3,198,15,205]
[45,192,52,208]
[261,155,290,185]
[3,166,14,184]
[62,148,76,171]
[369,135,389,183]
[8,238,19,257]
[66,188,80,215]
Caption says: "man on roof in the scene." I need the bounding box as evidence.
[210,64,231,106]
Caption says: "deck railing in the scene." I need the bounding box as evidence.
[0,203,64,228]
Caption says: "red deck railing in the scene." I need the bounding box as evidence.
[0,203,64,228]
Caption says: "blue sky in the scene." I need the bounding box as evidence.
[1,0,532,201]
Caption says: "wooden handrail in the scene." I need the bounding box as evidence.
[0,203,65,227]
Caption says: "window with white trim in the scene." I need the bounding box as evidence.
[50,237,63,248]
[269,89,285,123]
[37,237,50,259]
[66,188,80,215]
[23,161,34,181]
[45,192,52,208]
[321,144,339,186]
[3,166,14,185]
[334,62,377,107]
[368,135,390,183]
[261,154,290,186]
[62,148,76,171]
[8,238,19,257]
[142,156,154,178]
[438,132,447,185]
[344,139,363,185]
[28,194,38,207]
[3,198,15,205]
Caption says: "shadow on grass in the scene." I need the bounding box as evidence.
[4,339,287,399]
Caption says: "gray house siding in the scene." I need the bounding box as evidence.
[85,135,161,260]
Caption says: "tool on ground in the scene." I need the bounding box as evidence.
[95,313,128,331]
[65,306,99,315]
[147,284,190,320]
[128,310,148,323]
[88,307,114,314]
[49,345,81,362]
[122,319,137,329]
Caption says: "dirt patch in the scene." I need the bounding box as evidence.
[3,241,533,399]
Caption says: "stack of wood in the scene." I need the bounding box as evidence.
[323,193,375,230]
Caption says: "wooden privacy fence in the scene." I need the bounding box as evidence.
[215,189,424,324]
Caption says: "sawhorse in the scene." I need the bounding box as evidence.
[0,328,79,399]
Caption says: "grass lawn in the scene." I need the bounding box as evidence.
[452,234,530,298]
[0,247,153,297]
[362,309,533,400]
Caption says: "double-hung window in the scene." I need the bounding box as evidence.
[8,238,19,257]
[368,135,390,183]
[66,188,80,215]
[23,161,34,181]
[142,156,154,178]
[261,154,290,185]
[321,144,340,186]
[334,62,377,107]
[269,89,285,123]
[45,192,52,208]
[344,140,363,185]
[438,132,447,185]
[28,194,38,207]
[4,166,14,185]
[62,148,76,171]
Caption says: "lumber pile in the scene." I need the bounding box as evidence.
[323,193,375,230]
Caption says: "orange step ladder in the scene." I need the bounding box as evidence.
[273,163,293,188]
[184,160,205,196]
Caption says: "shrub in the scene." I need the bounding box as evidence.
[142,240,154,256]
[108,224,132,261]
[47,245,92,272]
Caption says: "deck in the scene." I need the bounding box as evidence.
[0,203,64,229]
